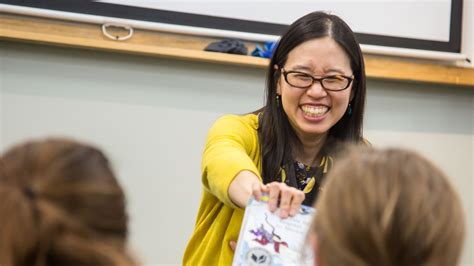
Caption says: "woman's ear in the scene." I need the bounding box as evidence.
[349,87,355,102]
[275,68,282,96]
[349,79,356,102]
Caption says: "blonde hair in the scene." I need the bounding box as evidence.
[311,146,465,266]
[0,138,134,266]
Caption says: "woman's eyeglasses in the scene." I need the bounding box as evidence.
[281,68,354,91]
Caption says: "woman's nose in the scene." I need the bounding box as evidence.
[306,80,327,97]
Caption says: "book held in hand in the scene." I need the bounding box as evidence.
[232,196,315,266]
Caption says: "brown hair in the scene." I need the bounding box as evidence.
[311,146,465,266]
[257,11,366,193]
[0,138,134,266]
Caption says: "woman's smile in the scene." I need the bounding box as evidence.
[300,105,330,121]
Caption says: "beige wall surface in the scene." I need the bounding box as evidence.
[1,42,473,265]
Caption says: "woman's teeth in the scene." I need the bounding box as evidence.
[302,105,328,117]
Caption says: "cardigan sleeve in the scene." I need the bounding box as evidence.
[201,114,262,209]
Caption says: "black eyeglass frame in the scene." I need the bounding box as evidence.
[280,68,354,91]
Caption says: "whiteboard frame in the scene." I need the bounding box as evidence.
[0,0,468,62]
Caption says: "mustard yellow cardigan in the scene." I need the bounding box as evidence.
[183,113,262,266]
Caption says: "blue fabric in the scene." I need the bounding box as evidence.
[251,41,278,58]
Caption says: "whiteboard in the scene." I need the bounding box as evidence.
[1,0,463,53]
[99,0,452,42]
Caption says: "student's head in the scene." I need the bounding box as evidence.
[259,11,366,184]
[310,147,465,266]
[0,138,133,266]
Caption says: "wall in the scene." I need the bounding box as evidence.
[1,42,473,265]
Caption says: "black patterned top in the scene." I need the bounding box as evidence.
[278,155,333,205]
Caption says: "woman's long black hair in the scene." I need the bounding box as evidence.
[257,12,366,195]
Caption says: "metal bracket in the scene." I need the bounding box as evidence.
[102,23,134,41]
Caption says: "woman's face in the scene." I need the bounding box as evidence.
[277,37,354,141]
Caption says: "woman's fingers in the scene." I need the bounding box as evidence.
[251,181,266,201]
[281,184,296,218]
[249,181,305,218]
[289,190,305,216]
[229,240,237,251]
[267,182,281,212]
[266,182,305,218]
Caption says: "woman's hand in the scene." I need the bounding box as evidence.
[229,240,237,251]
[228,170,263,208]
[228,171,305,218]
[229,181,305,252]
[264,181,305,218]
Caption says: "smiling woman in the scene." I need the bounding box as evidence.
[276,37,355,143]
[183,11,366,266]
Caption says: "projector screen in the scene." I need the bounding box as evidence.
[1,0,463,53]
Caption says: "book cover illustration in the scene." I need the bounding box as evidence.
[232,196,315,266]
